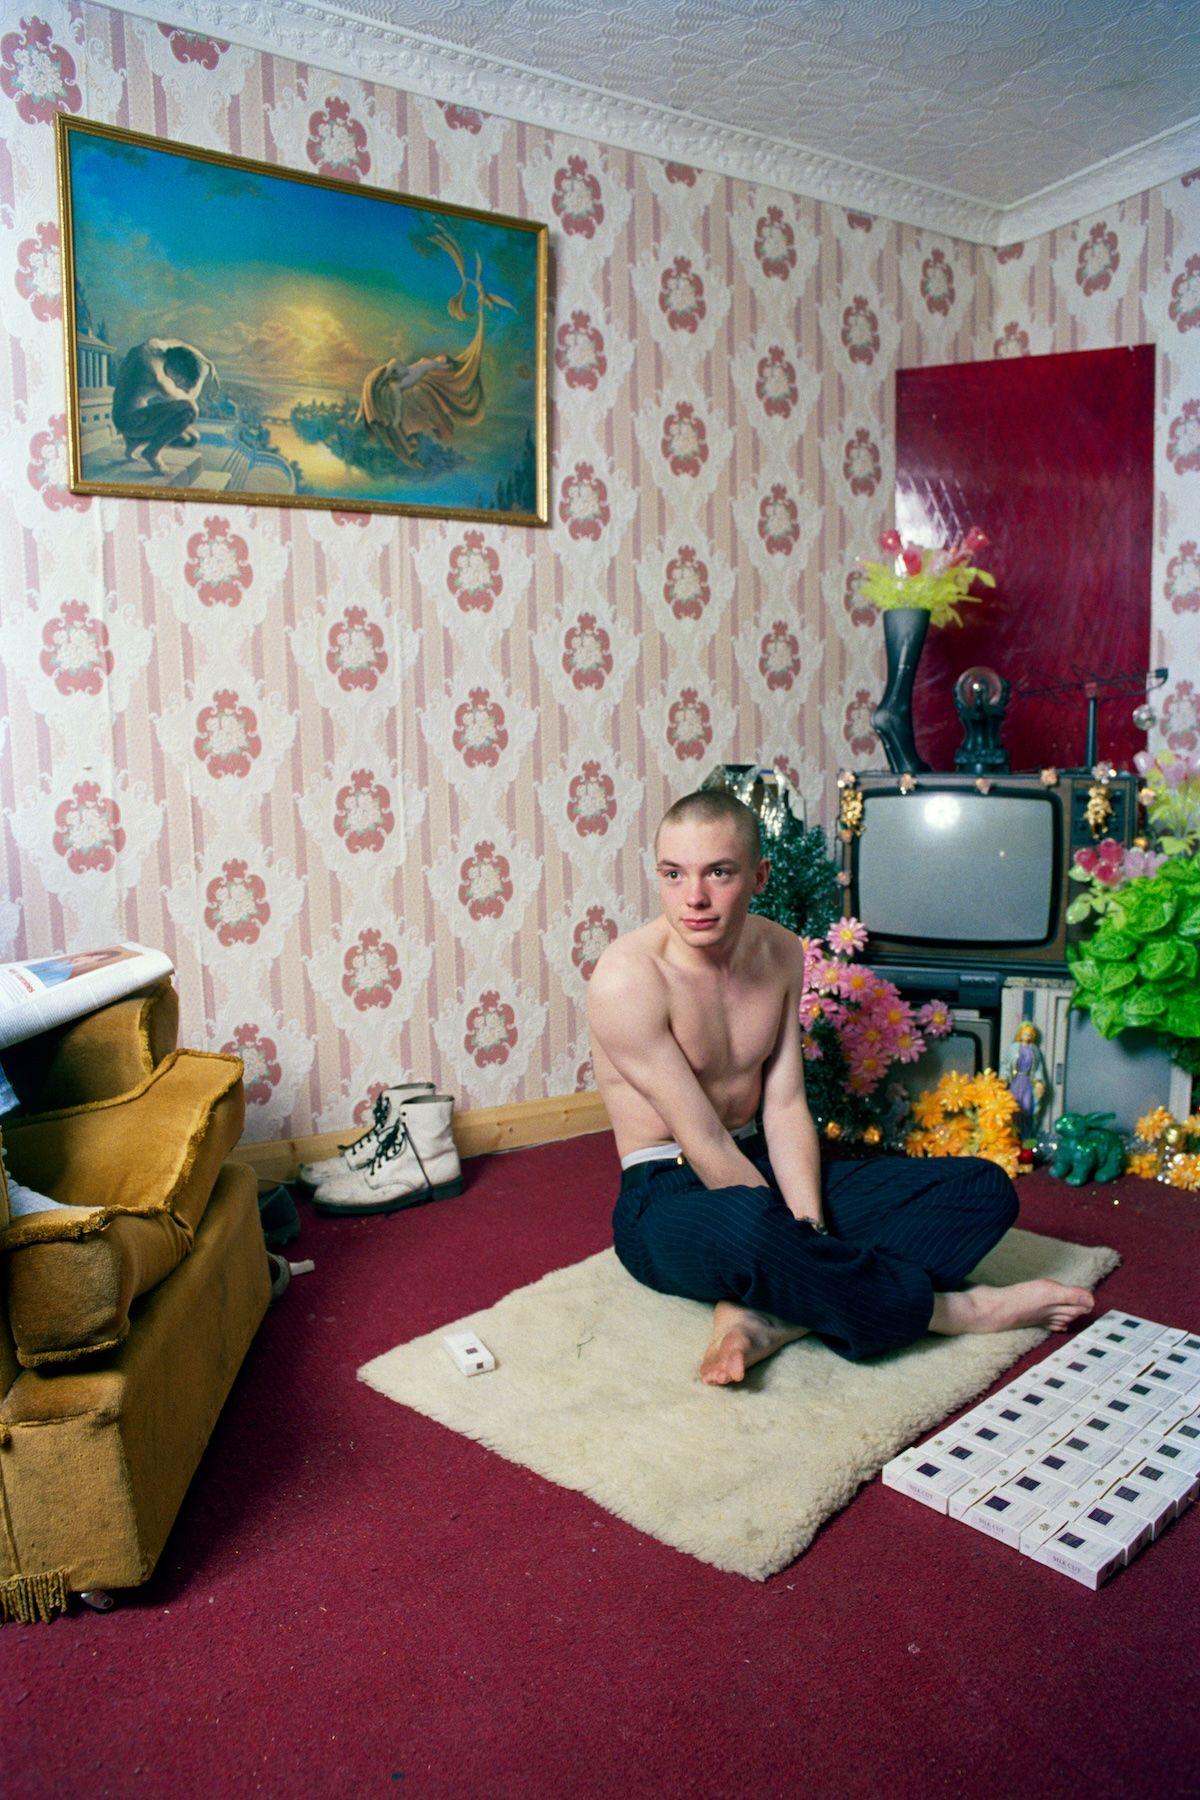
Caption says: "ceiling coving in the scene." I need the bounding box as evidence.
[109,0,1200,243]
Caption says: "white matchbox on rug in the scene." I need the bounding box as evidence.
[441,1330,496,1375]
[1056,1426,1125,1468]
[882,1311,1200,1589]
[1143,1362,1198,1399]
[1124,1374,1168,1406]
[1077,1408,1139,1447]
[977,1394,1044,1435]
[1019,1508,1069,1558]
[1022,1422,1087,1462]
[1075,1316,1163,1354]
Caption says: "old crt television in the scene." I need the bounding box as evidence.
[841,771,1137,990]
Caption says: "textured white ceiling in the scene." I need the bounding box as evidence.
[110,0,1200,241]
[342,0,1200,202]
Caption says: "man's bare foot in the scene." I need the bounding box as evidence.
[699,1300,808,1386]
[930,1279,1094,1337]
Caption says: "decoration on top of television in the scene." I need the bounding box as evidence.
[55,116,549,524]
[1017,667,1169,776]
[1085,762,1118,838]
[835,769,863,838]
[858,526,995,629]
[856,524,995,775]
[952,665,1010,777]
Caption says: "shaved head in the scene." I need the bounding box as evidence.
[656,790,762,863]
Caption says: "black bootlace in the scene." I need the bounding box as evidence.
[367,1116,432,1189]
[338,1090,389,1155]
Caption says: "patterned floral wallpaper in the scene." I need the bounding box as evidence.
[0,5,1195,1138]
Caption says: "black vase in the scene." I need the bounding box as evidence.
[871,606,931,774]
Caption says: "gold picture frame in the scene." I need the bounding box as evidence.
[56,115,549,525]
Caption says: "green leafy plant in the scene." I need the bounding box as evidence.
[857,527,996,629]
[1068,854,1200,1055]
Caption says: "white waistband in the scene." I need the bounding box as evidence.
[620,1121,758,1172]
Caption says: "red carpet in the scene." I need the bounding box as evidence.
[4,1137,1199,1798]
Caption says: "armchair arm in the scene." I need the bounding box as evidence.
[1,980,179,1113]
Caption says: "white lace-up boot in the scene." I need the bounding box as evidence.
[311,1093,462,1215]
[298,1082,434,1186]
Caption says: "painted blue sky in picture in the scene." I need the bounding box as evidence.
[67,129,542,510]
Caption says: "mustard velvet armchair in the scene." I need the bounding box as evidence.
[0,981,270,1622]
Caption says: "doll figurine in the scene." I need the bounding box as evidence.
[1000,1021,1049,1139]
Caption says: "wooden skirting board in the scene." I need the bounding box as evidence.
[232,1089,612,1183]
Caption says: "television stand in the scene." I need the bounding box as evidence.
[874,961,1190,1134]
[869,960,1069,1014]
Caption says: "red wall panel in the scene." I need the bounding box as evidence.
[895,345,1155,774]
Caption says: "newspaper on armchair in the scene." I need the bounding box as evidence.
[0,944,174,1053]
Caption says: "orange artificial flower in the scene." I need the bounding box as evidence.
[1135,1107,1175,1144]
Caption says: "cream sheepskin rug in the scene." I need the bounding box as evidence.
[358,1229,1119,1580]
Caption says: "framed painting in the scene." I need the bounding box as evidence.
[55,116,549,524]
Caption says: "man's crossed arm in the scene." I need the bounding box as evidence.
[587,954,770,1192]
[759,940,824,1228]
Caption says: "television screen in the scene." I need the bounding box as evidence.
[856,791,1056,945]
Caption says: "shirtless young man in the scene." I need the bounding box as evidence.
[587,789,1093,1386]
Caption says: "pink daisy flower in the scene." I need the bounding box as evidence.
[811,957,844,992]
[838,965,874,1001]
[917,999,953,1039]
[827,916,868,955]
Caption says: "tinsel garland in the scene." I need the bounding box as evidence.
[749,821,841,940]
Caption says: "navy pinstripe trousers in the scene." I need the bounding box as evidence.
[612,1135,1019,1361]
